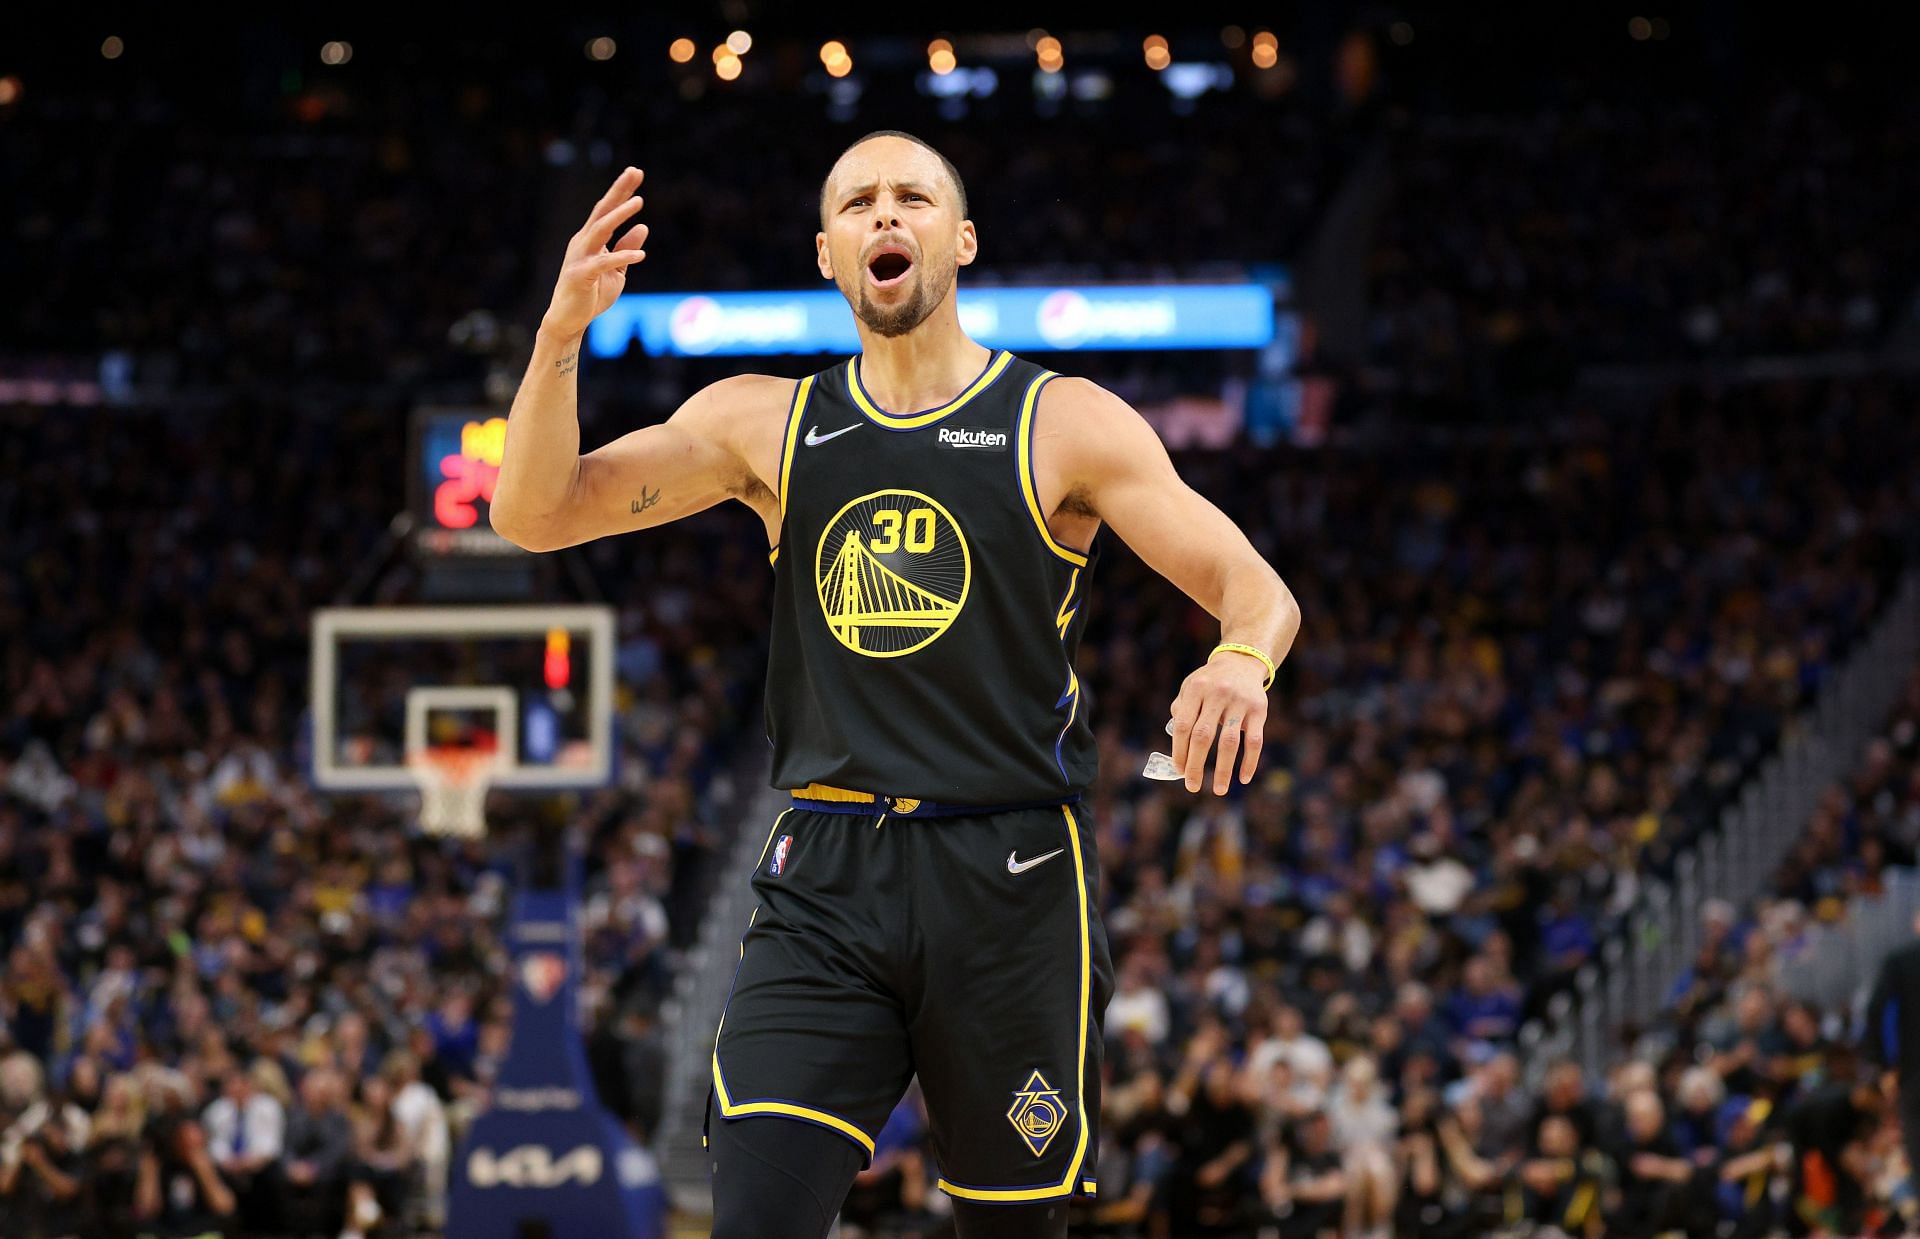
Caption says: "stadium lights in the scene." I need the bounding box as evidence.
[320,40,352,66]
[1036,34,1063,73]
[101,36,124,59]
[586,36,616,62]
[0,76,18,106]
[1629,16,1652,40]
[727,30,753,55]
[820,40,853,77]
[929,37,956,74]
[669,38,696,63]
[1143,34,1170,70]
[715,50,742,80]
[1251,32,1279,69]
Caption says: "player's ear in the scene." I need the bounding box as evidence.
[956,219,978,268]
[816,232,833,281]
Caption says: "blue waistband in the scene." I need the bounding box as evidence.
[786,792,1082,819]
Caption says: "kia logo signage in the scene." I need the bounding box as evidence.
[467,1145,603,1189]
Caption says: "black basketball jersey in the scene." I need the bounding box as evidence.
[765,348,1099,804]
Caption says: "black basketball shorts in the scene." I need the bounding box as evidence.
[705,801,1114,1203]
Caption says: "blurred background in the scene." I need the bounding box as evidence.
[7,5,1920,1237]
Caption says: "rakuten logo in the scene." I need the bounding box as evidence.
[937,427,1008,450]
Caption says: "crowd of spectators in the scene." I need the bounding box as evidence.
[1563,664,1920,1237]
[8,19,1920,1239]
[19,374,1914,1234]
[0,395,768,1235]
[5,360,1918,1239]
[830,376,1920,1239]
[1367,81,1920,407]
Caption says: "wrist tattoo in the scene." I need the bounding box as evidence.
[555,350,579,375]
[630,486,660,515]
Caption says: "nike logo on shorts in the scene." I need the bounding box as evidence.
[1006,848,1065,875]
[804,423,860,446]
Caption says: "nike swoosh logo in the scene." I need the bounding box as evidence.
[803,423,860,446]
[1006,848,1065,875]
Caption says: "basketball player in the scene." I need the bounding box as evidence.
[492,132,1300,1239]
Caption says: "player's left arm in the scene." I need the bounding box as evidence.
[1038,378,1301,794]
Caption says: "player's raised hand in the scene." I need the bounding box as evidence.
[541,167,649,339]
[1168,648,1271,795]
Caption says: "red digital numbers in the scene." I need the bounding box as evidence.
[434,453,500,529]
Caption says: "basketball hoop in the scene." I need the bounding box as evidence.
[408,743,501,839]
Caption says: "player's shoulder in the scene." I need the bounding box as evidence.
[697,372,801,415]
[1033,373,1151,442]
[1029,373,1168,489]
[674,372,799,437]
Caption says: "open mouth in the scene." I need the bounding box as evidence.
[866,247,914,288]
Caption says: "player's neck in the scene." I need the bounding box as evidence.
[853,305,992,414]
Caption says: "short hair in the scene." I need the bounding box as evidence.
[819,129,968,223]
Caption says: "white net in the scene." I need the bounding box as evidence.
[408,746,499,839]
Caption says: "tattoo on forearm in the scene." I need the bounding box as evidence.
[555,350,578,375]
[630,486,660,515]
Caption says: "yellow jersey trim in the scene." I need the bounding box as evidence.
[777,375,814,516]
[768,376,812,569]
[736,811,788,963]
[1016,372,1090,567]
[937,1177,1083,1202]
[790,782,878,804]
[1062,804,1093,1194]
[709,1037,876,1160]
[934,806,1092,1203]
[754,809,792,870]
[1055,566,1082,639]
[846,349,1015,429]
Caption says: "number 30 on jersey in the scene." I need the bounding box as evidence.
[814,489,973,658]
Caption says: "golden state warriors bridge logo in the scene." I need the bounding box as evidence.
[1007,1070,1067,1157]
[815,489,971,658]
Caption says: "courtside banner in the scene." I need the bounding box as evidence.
[446,886,666,1239]
[588,284,1279,358]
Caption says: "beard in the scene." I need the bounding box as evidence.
[841,257,956,338]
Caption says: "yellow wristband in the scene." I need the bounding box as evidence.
[1212,642,1277,691]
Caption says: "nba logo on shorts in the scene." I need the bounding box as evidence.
[519,952,567,1004]
[770,834,793,876]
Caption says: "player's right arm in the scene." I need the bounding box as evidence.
[491,167,791,552]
